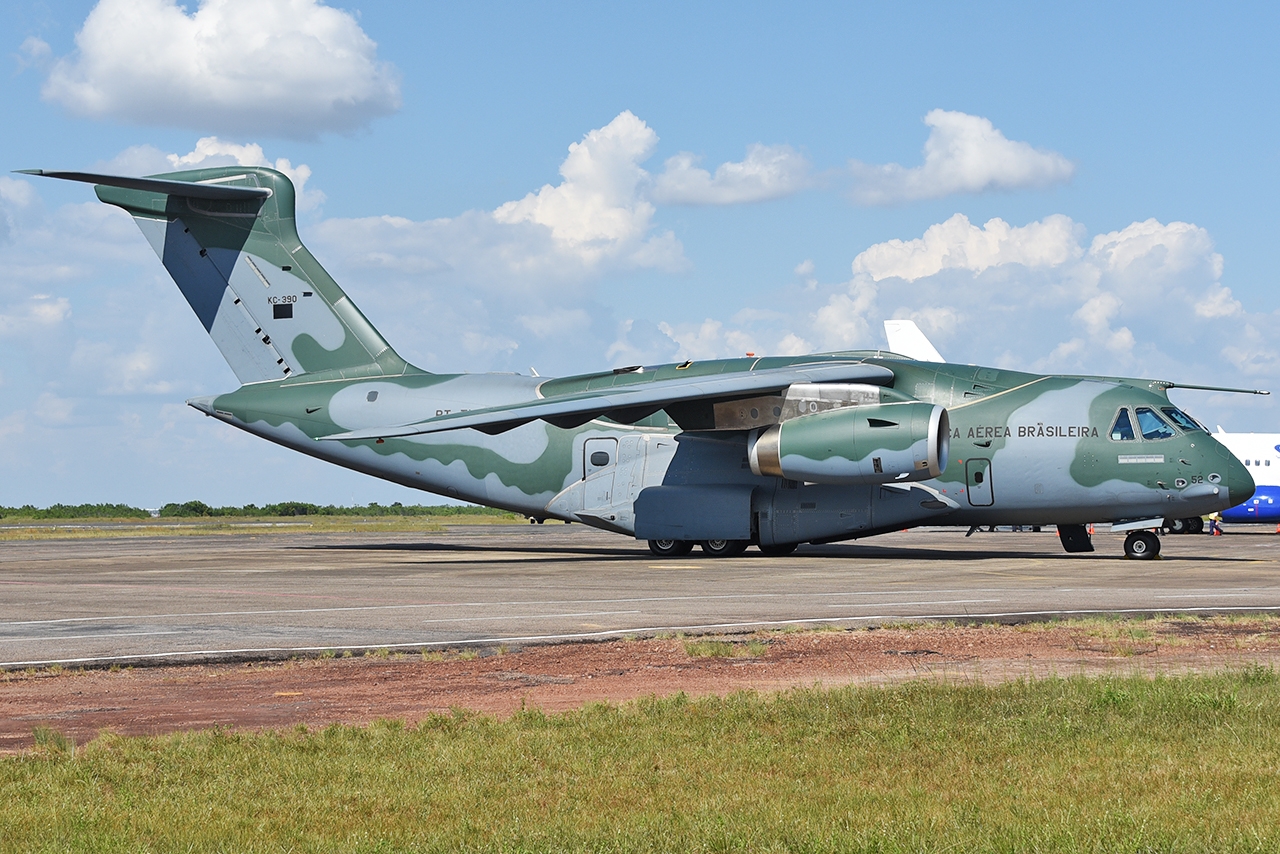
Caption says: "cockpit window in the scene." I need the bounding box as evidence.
[1110,409,1136,441]
[1160,407,1205,433]
[1135,407,1176,440]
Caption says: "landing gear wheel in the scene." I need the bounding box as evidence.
[648,539,694,557]
[758,542,798,556]
[1166,517,1187,534]
[1189,516,1205,535]
[700,539,749,557]
[1124,530,1161,559]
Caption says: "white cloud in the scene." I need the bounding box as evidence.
[0,176,41,244]
[657,319,759,362]
[1196,283,1243,319]
[15,36,52,72]
[805,213,1268,389]
[493,112,682,268]
[852,213,1083,282]
[42,0,401,137]
[659,211,1274,430]
[653,144,811,205]
[0,177,37,210]
[0,295,71,336]
[69,339,178,395]
[851,110,1074,204]
[519,309,592,339]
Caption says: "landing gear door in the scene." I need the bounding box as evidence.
[583,437,618,509]
[965,458,994,506]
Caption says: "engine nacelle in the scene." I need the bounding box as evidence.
[748,401,949,485]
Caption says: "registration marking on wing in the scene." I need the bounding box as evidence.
[1118,454,1165,464]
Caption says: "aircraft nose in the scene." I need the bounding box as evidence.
[1223,448,1255,505]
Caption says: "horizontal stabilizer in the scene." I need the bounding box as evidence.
[320,361,896,440]
[15,169,271,201]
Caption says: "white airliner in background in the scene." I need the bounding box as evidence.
[1212,429,1280,523]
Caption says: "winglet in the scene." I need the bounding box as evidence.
[883,320,945,362]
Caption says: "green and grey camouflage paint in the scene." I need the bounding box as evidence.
[38,166,1254,554]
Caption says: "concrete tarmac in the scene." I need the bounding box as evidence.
[2,524,1278,668]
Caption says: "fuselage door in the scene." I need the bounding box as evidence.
[583,437,619,509]
[965,458,994,506]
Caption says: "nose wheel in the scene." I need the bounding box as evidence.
[1123,530,1161,559]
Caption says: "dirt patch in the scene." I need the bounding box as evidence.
[4,619,1279,752]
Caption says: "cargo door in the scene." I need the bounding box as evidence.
[583,437,618,509]
[965,458,994,506]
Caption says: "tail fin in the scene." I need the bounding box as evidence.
[883,319,945,363]
[30,166,411,383]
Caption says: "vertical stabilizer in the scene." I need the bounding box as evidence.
[883,320,945,362]
[30,167,412,383]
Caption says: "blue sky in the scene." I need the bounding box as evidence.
[1,0,1277,507]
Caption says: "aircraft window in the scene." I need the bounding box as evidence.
[1110,410,1136,441]
[1134,407,1176,440]
[1160,407,1204,433]
[589,451,611,466]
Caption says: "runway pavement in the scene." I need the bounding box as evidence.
[2,524,1278,668]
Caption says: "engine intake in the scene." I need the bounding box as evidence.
[748,401,949,485]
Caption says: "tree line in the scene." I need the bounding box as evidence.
[0,502,511,519]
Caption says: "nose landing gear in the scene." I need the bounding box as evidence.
[1123,530,1161,559]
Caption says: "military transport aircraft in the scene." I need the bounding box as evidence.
[24,166,1262,560]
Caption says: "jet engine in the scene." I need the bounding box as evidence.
[748,401,949,485]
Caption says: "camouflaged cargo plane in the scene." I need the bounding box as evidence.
[26,166,1261,560]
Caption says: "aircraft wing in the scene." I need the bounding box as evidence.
[320,361,895,440]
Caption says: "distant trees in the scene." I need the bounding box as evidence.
[0,502,509,519]
[0,503,149,519]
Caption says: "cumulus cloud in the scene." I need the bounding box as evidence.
[852,213,1084,282]
[493,112,682,267]
[309,112,690,370]
[804,214,1267,388]
[851,110,1074,204]
[652,144,811,205]
[647,210,1274,432]
[41,0,401,137]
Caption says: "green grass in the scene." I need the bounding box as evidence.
[0,513,530,541]
[6,672,1280,851]
[684,638,769,658]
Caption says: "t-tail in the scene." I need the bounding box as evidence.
[21,167,411,383]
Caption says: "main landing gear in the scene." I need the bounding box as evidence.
[1163,517,1204,535]
[647,539,791,557]
[648,539,694,557]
